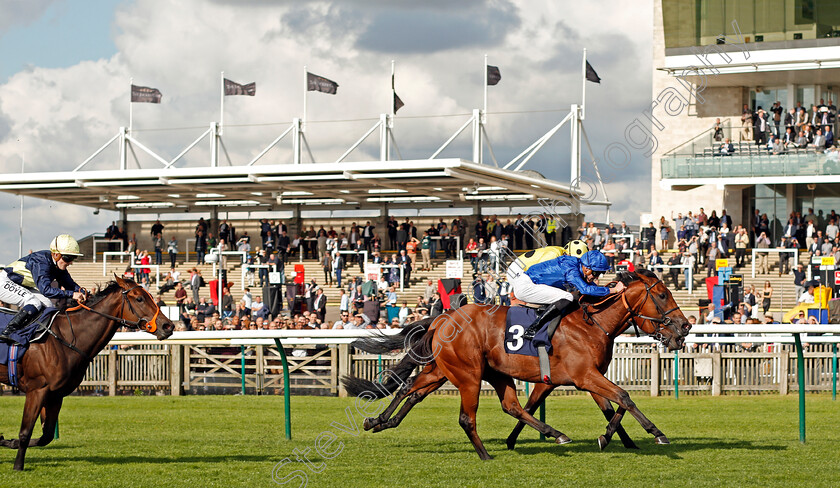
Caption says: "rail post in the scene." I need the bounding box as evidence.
[833,343,837,402]
[240,345,246,395]
[273,339,292,440]
[673,350,679,399]
[794,333,806,443]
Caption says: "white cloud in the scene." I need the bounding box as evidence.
[0,0,652,264]
[0,0,57,35]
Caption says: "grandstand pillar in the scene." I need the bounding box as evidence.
[292,205,302,239]
[785,183,795,217]
[210,207,219,240]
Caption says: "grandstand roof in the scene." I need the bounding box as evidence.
[0,159,586,213]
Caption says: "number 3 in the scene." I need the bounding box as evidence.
[507,324,524,351]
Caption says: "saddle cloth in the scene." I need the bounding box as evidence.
[503,306,544,357]
[0,307,57,366]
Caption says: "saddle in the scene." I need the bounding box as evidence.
[0,307,58,388]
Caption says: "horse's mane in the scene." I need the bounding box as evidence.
[81,280,130,308]
[615,269,657,286]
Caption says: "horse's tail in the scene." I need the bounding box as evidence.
[341,317,437,399]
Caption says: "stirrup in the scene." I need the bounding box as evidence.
[523,325,539,340]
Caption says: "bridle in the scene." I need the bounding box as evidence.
[620,277,680,345]
[69,284,161,333]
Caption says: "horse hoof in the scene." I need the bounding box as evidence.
[556,434,572,445]
[362,418,375,431]
[655,435,670,445]
[598,435,609,450]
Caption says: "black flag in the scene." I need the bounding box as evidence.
[486,65,501,86]
[392,73,404,113]
[307,72,339,94]
[585,61,601,83]
[394,93,404,113]
[131,85,162,103]
[224,78,256,96]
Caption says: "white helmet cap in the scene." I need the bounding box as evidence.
[50,234,83,257]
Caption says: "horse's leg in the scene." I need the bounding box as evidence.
[506,382,557,450]
[485,372,570,446]
[590,393,638,450]
[598,406,628,450]
[457,382,492,460]
[10,387,48,470]
[581,372,669,447]
[370,367,446,433]
[27,397,63,447]
[364,363,440,431]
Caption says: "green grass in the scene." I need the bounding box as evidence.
[0,393,838,487]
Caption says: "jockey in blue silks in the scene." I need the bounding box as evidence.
[0,234,87,345]
[508,249,626,343]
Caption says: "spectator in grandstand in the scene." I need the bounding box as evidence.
[794,130,808,148]
[798,281,816,304]
[769,135,784,154]
[740,104,753,141]
[754,109,768,145]
[712,118,724,141]
[398,249,412,286]
[719,138,734,155]
[761,281,773,315]
[813,129,826,150]
[648,250,664,280]
[332,311,352,329]
[755,232,771,274]
[667,253,681,290]
[658,216,670,250]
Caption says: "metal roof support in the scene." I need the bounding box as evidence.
[379,113,390,162]
[165,127,213,169]
[472,109,482,165]
[429,114,476,160]
[503,111,573,171]
[570,104,581,190]
[293,118,302,165]
[119,127,127,171]
[211,122,219,168]
[247,122,295,166]
[335,118,382,163]
[124,134,170,167]
[73,132,121,172]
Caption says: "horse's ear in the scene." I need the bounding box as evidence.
[114,274,126,288]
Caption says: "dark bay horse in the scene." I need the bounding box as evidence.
[343,270,690,460]
[0,276,174,471]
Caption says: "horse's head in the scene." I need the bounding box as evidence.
[114,275,175,340]
[618,269,691,350]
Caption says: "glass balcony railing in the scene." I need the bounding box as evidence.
[661,150,840,179]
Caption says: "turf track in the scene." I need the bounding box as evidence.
[0,394,838,487]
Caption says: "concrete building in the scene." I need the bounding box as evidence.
[652,0,840,244]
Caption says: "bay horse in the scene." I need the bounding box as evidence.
[0,276,174,471]
[342,270,690,459]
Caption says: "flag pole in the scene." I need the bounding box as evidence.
[129,77,133,132]
[302,65,307,132]
[220,71,225,135]
[483,54,488,118]
[391,60,396,117]
[581,48,587,121]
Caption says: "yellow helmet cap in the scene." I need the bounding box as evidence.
[50,234,83,257]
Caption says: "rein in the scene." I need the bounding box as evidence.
[53,284,161,361]
[581,278,679,345]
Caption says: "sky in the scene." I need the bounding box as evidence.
[0,0,653,265]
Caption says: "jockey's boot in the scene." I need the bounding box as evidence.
[523,298,572,341]
[0,306,37,345]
